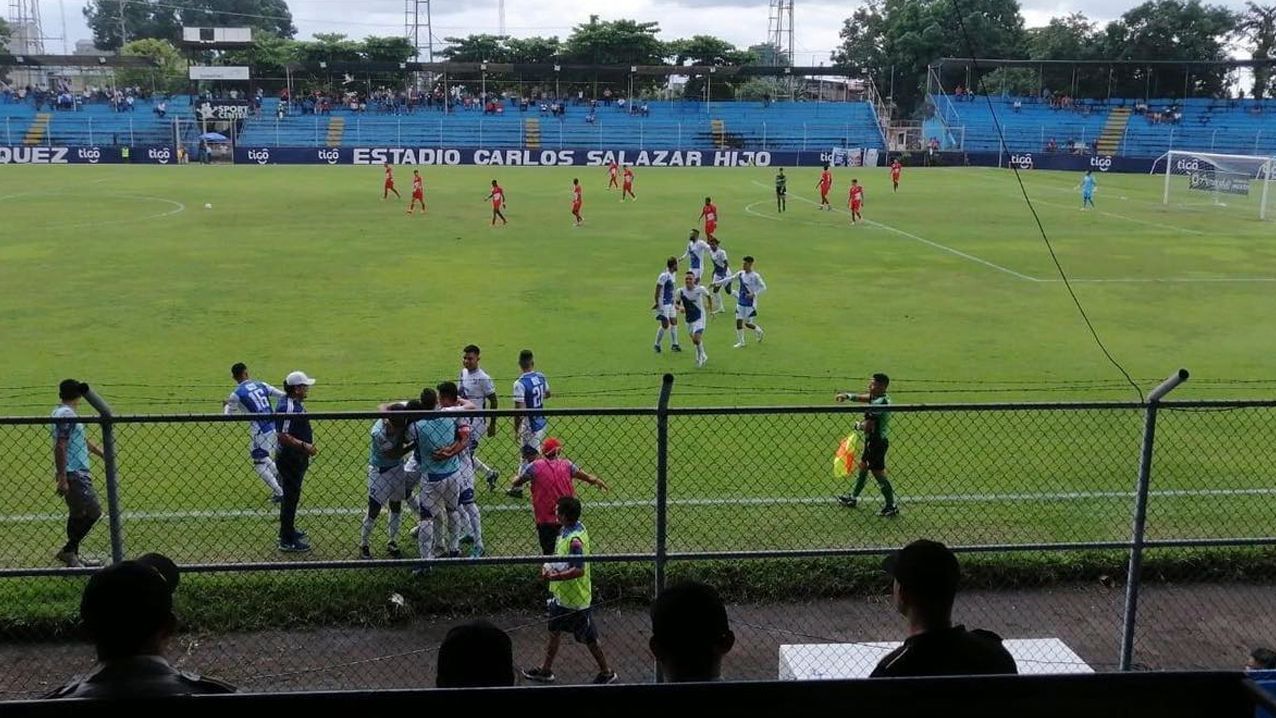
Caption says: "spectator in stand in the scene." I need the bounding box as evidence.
[650,581,735,682]
[603,87,613,105]
[585,110,596,124]
[437,620,516,688]
[44,553,236,698]
[154,100,167,118]
[954,84,965,100]
[1248,647,1276,671]
[1012,98,1022,113]
[871,539,1017,678]
[641,102,650,117]
[509,438,608,555]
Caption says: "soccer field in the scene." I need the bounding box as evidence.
[2,163,1275,569]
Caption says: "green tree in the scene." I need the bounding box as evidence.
[670,35,755,99]
[221,33,299,84]
[1239,3,1276,98]
[503,36,561,64]
[439,34,509,62]
[293,33,362,64]
[0,18,10,84]
[116,38,186,94]
[1025,13,1104,96]
[84,0,294,51]
[361,36,416,63]
[748,42,789,66]
[562,16,667,65]
[179,0,295,39]
[1098,0,1236,97]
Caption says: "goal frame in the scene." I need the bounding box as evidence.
[1156,150,1276,220]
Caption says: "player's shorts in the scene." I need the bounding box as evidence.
[571,201,582,212]
[623,183,633,191]
[250,430,278,463]
[705,221,717,234]
[820,185,831,197]
[655,304,676,322]
[851,201,863,211]
[863,437,889,471]
[491,201,503,210]
[456,453,478,505]
[689,266,703,281]
[776,187,787,196]
[735,304,757,321]
[385,180,395,189]
[1083,191,1094,201]
[891,174,901,183]
[548,602,599,644]
[712,269,729,287]
[368,463,409,505]
[64,470,102,520]
[518,424,547,454]
[412,191,424,200]
[417,470,460,519]
[689,317,706,335]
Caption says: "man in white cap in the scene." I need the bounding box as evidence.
[275,371,318,553]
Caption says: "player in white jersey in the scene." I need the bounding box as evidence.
[222,362,285,502]
[679,228,711,283]
[706,236,731,314]
[652,256,682,354]
[437,380,486,557]
[458,344,501,492]
[714,255,766,348]
[676,271,713,367]
[360,401,416,560]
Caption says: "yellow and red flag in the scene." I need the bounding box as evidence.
[833,433,858,477]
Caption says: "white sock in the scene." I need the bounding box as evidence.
[671,326,680,345]
[254,462,283,496]
[447,509,461,552]
[754,324,764,336]
[698,344,706,360]
[462,503,483,547]
[360,512,375,546]
[416,518,434,559]
[387,511,402,544]
[655,327,665,345]
[736,329,745,343]
[433,514,446,553]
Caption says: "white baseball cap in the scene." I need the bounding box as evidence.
[284,371,316,387]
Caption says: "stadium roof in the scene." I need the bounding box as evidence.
[286,61,864,78]
[0,54,158,68]
[934,57,1276,69]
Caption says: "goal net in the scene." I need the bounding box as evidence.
[1152,150,1276,220]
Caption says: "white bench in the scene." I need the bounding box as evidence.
[778,637,1094,680]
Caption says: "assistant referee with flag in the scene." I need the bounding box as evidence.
[835,373,898,517]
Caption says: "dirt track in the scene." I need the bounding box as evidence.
[3,581,1268,697]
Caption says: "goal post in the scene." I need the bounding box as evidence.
[1152,150,1276,220]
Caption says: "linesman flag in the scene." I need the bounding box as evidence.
[833,433,858,477]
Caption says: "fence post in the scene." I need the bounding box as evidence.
[129,119,134,146]
[1119,368,1189,672]
[763,121,767,151]
[653,372,675,683]
[5,117,9,145]
[82,386,123,564]
[275,118,280,147]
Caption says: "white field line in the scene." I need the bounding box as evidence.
[3,486,1275,524]
[750,180,1043,282]
[0,191,186,230]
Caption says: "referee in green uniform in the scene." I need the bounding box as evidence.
[835,373,898,517]
[775,168,787,212]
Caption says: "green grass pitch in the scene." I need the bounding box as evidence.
[2,163,1275,570]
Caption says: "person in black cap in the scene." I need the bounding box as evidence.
[871,539,1017,677]
[436,620,516,688]
[52,379,104,567]
[650,580,735,682]
[44,553,236,698]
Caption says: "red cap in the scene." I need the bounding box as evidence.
[541,437,563,456]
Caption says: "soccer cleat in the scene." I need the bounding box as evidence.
[695,354,706,368]
[837,495,859,508]
[879,505,900,518]
[485,469,500,491]
[468,544,485,558]
[55,550,80,567]
[756,328,765,343]
[653,344,662,354]
[522,667,556,684]
[671,344,682,353]
[409,524,420,539]
[444,550,461,559]
[359,545,372,560]
[386,542,403,559]
[269,494,283,504]
[733,341,746,349]
[279,539,312,553]
[506,487,524,498]
[459,534,474,545]
[593,671,619,685]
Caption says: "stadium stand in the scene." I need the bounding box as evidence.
[930,93,1276,158]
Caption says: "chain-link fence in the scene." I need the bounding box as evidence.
[4,374,1276,696]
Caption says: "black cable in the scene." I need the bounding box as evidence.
[945,0,1146,403]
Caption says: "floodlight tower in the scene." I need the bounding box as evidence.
[8,0,46,54]
[499,0,506,36]
[767,0,794,67]
[404,0,433,62]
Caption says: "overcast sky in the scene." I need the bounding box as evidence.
[30,0,1263,57]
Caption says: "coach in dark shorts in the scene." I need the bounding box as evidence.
[51,379,105,568]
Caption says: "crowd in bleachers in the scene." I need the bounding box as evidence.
[42,537,1024,697]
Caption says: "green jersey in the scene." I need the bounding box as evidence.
[865,394,891,441]
[775,173,787,192]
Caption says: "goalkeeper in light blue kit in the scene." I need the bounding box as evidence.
[1079,170,1096,210]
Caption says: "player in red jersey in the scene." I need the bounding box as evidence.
[890,159,902,193]
[383,163,401,200]
[607,160,620,190]
[699,197,719,241]
[486,179,508,225]
[620,166,636,202]
[406,170,425,215]
[817,163,833,210]
[571,178,584,226]
[849,178,864,224]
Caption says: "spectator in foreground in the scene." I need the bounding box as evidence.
[437,620,516,687]
[1248,647,1276,671]
[871,539,1017,677]
[650,581,735,682]
[45,553,235,698]
[52,379,104,568]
